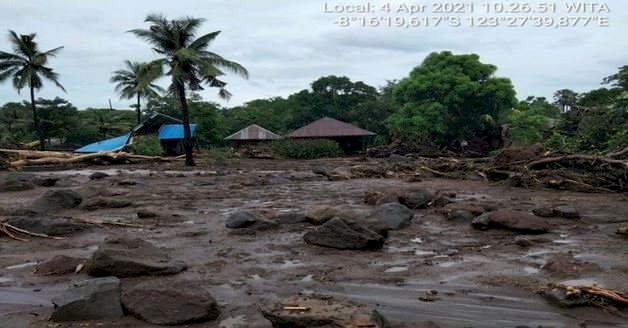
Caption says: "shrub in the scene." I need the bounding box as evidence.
[128,135,162,156]
[271,139,343,159]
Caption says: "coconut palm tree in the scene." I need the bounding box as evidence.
[110,60,164,125]
[0,30,65,150]
[129,14,248,166]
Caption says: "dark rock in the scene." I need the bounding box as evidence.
[86,237,187,277]
[446,209,475,221]
[23,189,82,214]
[364,189,401,206]
[366,203,413,230]
[303,217,385,250]
[514,236,534,248]
[89,172,110,180]
[50,277,123,322]
[304,205,341,225]
[0,179,34,192]
[6,216,88,236]
[542,252,601,276]
[34,255,84,275]
[137,208,160,219]
[430,194,454,208]
[471,209,549,234]
[1,173,59,189]
[532,206,556,218]
[81,197,132,210]
[225,210,277,230]
[504,173,523,187]
[553,206,580,219]
[116,179,137,186]
[122,279,220,325]
[441,203,485,216]
[399,188,435,209]
[273,212,309,224]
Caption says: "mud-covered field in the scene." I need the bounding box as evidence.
[1,158,627,327]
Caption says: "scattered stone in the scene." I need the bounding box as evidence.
[446,209,475,221]
[303,217,385,250]
[50,277,123,322]
[305,205,341,225]
[399,188,435,209]
[0,179,34,192]
[542,252,601,276]
[20,189,82,214]
[430,194,454,208]
[617,226,628,237]
[86,237,187,277]
[81,197,132,210]
[553,206,580,219]
[441,202,485,217]
[514,236,534,248]
[6,216,88,236]
[273,212,309,224]
[225,210,277,230]
[262,295,388,328]
[350,164,386,178]
[137,208,160,219]
[532,206,555,218]
[366,203,413,230]
[122,279,220,325]
[88,172,110,180]
[116,179,138,186]
[471,209,549,234]
[327,166,353,181]
[33,255,84,275]
[364,189,401,206]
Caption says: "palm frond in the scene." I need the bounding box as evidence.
[40,67,66,92]
[188,31,220,51]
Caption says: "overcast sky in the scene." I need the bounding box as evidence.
[0,0,626,109]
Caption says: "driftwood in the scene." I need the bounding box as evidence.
[6,151,183,168]
[607,146,628,159]
[526,155,628,170]
[0,148,74,159]
[0,222,66,241]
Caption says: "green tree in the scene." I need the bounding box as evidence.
[84,108,133,139]
[506,109,548,146]
[386,51,516,144]
[110,60,165,124]
[553,89,578,113]
[0,101,33,146]
[516,96,560,118]
[130,14,249,166]
[0,30,65,150]
[36,97,78,143]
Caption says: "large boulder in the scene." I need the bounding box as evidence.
[399,188,435,209]
[0,173,59,192]
[122,279,220,325]
[471,209,549,234]
[303,217,385,250]
[20,189,82,214]
[50,277,124,322]
[366,203,413,230]
[86,237,187,277]
[225,210,277,230]
[6,216,88,236]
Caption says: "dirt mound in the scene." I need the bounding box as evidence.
[493,144,544,168]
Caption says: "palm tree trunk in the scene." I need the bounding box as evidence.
[176,82,195,166]
[136,93,142,125]
[30,84,45,151]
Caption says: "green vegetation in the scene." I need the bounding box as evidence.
[128,135,162,156]
[272,139,343,159]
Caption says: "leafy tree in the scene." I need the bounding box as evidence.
[0,30,65,150]
[130,14,249,166]
[386,51,516,144]
[223,97,292,135]
[553,89,578,113]
[577,88,621,108]
[506,109,548,146]
[516,96,560,118]
[0,101,33,146]
[84,108,133,139]
[602,65,628,90]
[110,60,164,124]
[36,97,78,143]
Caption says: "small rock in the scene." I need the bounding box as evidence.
[81,197,132,210]
[304,205,340,225]
[137,208,160,219]
[50,277,123,322]
[327,166,353,181]
[514,236,534,248]
[89,172,110,180]
[366,203,413,230]
[116,179,137,186]
[399,188,434,209]
[122,279,220,325]
[303,217,385,250]
[532,206,555,218]
[0,179,35,192]
[86,237,187,277]
[471,209,549,234]
[430,194,454,208]
[34,255,84,275]
[542,252,600,276]
[364,189,401,206]
[446,209,475,221]
[6,216,88,236]
[225,210,277,230]
[553,206,580,219]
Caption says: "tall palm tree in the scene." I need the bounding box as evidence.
[0,30,65,150]
[130,14,248,166]
[110,60,164,125]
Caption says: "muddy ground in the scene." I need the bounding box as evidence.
[0,157,627,327]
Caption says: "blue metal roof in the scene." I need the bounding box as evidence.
[158,124,197,140]
[74,133,132,153]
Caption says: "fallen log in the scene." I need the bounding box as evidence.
[526,155,628,170]
[0,148,74,159]
[8,151,183,168]
[607,146,628,159]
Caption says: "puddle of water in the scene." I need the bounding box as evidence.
[220,314,246,328]
[385,266,409,273]
[5,262,37,270]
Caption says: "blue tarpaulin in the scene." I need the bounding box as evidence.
[74,133,132,153]
[158,124,197,140]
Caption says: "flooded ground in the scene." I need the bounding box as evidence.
[0,158,627,327]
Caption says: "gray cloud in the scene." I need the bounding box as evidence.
[0,0,626,109]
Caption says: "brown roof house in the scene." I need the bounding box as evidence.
[224,124,282,148]
[286,117,375,153]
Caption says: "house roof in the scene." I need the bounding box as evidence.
[133,113,182,135]
[225,124,282,141]
[74,133,132,153]
[158,124,197,140]
[286,117,376,138]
